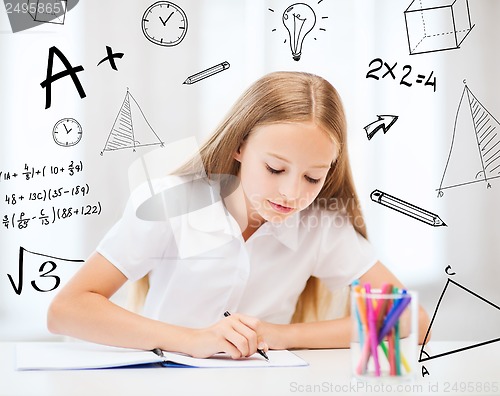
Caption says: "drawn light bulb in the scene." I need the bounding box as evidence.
[282,3,316,61]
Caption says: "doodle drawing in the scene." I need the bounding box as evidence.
[363,115,398,140]
[404,0,474,55]
[268,2,327,62]
[100,89,164,155]
[282,3,316,61]
[437,84,500,195]
[183,61,230,85]
[52,118,82,147]
[27,0,67,25]
[371,189,446,227]
[419,278,500,364]
[141,1,188,47]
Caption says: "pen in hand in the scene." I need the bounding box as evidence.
[223,311,269,361]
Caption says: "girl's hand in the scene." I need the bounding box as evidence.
[184,313,268,359]
[237,316,290,350]
[245,320,290,350]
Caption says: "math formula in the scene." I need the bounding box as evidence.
[1,159,103,231]
[366,57,437,92]
[7,247,84,295]
[3,202,102,230]
[0,161,83,181]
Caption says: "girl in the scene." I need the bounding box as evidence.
[48,71,430,359]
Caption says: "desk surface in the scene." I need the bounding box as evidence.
[2,341,499,396]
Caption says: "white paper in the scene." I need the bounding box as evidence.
[15,342,308,370]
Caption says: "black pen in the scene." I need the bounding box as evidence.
[223,311,269,361]
[151,348,164,357]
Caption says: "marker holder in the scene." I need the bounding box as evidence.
[350,287,418,380]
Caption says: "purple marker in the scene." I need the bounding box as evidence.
[378,293,412,343]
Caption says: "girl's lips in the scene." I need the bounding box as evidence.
[268,200,295,214]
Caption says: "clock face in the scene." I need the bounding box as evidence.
[53,118,83,147]
[142,1,188,47]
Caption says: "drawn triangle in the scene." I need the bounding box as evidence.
[419,279,500,362]
[101,89,164,154]
[438,86,486,192]
[468,89,500,178]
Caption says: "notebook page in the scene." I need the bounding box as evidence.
[16,342,160,370]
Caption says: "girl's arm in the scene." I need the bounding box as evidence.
[254,261,431,349]
[47,252,265,359]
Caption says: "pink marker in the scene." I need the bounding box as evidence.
[365,283,381,376]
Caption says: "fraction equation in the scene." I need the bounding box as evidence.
[5,184,90,205]
[366,57,436,92]
[7,247,84,295]
[2,202,102,230]
[0,160,83,182]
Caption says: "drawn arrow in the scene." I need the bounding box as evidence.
[363,115,399,140]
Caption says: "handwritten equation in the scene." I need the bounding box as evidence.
[3,202,102,230]
[366,57,437,92]
[7,247,84,295]
[1,159,104,231]
[5,184,90,205]
[0,161,83,182]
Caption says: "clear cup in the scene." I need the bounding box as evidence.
[350,286,418,380]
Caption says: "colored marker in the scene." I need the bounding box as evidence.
[352,281,366,347]
[365,283,381,376]
[378,294,412,343]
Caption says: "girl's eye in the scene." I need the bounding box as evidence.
[266,164,283,174]
[266,163,320,184]
[305,175,320,184]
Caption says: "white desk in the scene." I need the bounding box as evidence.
[2,341,499,396]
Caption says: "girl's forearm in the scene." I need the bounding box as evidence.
[275,317,352,350]
[271,306,430,350]
[47,291,193,353]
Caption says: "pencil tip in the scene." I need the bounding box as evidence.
[434,218,447,227]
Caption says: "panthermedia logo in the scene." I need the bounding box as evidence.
[3,0,80,33]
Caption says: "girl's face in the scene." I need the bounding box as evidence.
[234,121,338,226]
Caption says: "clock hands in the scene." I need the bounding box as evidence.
[159,11,174,26]
[63,123,73,134]
[142,2,188,47]
[53,118,82,147]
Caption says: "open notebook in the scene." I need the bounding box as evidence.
[15,342,308,370]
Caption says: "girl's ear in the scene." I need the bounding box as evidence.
[233,146,242,162]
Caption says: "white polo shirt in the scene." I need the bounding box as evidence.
[97,176,377,328]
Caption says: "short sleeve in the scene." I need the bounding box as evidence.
[96,193,174,282]
[312,211,378,290]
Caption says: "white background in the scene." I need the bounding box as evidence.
[0,0,499,348]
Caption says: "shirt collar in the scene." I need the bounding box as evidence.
[253,211,300,251]
[135,174,301,253]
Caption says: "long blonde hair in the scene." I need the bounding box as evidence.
[131,71,367,322]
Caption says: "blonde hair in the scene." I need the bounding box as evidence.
[130,71,367,322]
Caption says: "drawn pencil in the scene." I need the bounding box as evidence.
[183,61,230,85]
[370,189,446,227]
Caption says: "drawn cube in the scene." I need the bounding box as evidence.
[404,0,474,55]
[27,0,67,24]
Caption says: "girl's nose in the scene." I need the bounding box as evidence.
[278,177,301,201]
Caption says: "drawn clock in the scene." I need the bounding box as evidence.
[141,1,188,47]
[52,118,82,147]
